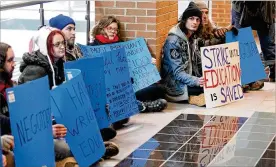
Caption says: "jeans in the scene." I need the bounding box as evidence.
[54,139,73,161]
[231,9,275,66]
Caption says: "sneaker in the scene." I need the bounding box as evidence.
[102,142,119,159]
[249,80,264,90]
[188,93,205,107]
[56,157,78,167]
[112,118,130,130]
[143,99,168,112]
[100,127,117,141]
[137,100,146,112]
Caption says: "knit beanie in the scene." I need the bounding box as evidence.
[181,2,202,21]
[49,14,75,30]
[195,1,208,10]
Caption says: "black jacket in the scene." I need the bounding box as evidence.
[0,73,12,135]
[18,50,65,88]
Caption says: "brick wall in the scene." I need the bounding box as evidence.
[95,1,178,70]
[211,1,232,27]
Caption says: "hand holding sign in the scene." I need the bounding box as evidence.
[52,124,67,138]
[1,135,14,152]
[199,77,206,87]
[2,155,6,167]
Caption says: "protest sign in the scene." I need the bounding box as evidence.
[65,57,110,129]
[201,42,243,108]
[50,69,105,167]
[6,76,55,167]
[226,27,266,84]
[101,48,139,123]
[78,37,161,92]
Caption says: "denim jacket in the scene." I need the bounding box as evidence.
[161,24,200,100]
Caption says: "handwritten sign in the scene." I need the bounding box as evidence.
[226,27,266,84]
[78,37,161,92]
[64,57,110,129]
[6,76,55,167]
[201,42,244,108]
[198,116,239,167]
[100,48,139,123]
[50,69,105,167]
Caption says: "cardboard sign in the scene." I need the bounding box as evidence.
[78,37,161,92]
[50,69,105,167]
[226,27,266,84]
[65,57,110,129]
[201,42,244,108]
[6,76,55,167]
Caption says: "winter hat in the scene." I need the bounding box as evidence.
[195,1,208,10]
[49,14,75,30]
[181,2,202,21]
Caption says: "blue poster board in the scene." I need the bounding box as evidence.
[226,27,266,84]
[50,69,105,167]
[101,49,139,123]
[78,37,161,92]
[64,57,110,129]
[6,76,55,167]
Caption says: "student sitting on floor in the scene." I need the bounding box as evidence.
[195,1,264,92]
[89,15,168,129]
[161,2,206,107]
[49,14,119,158]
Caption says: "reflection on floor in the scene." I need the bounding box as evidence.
[99,82,275,167]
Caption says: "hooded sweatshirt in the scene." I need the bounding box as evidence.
[18,26,65,89]
[161,24,201,100]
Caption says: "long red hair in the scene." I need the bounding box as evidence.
[46,30,66,62]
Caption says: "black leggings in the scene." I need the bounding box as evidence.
[135,83,166,101]
[187,86,204,96]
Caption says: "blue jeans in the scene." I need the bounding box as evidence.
[231,9,275,66]
[54,139,73,161]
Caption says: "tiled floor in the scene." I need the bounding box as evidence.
[100,82,275,167]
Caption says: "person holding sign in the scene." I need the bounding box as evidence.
[0,42,19,167]
[0,42,14,136]
[232,1,275,82]
[195,1,239,47]
[17,26,76,166]
[49,15,120,160]
[161,2,206,107]
[90,15,168,128]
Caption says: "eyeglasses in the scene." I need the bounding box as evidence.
[52,41,65,48]
[105,26,119,33]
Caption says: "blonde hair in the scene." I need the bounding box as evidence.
[91,15,121,39]
[200,19,215,39]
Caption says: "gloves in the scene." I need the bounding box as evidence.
[1,135,14,152]
[231,26,239,36]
